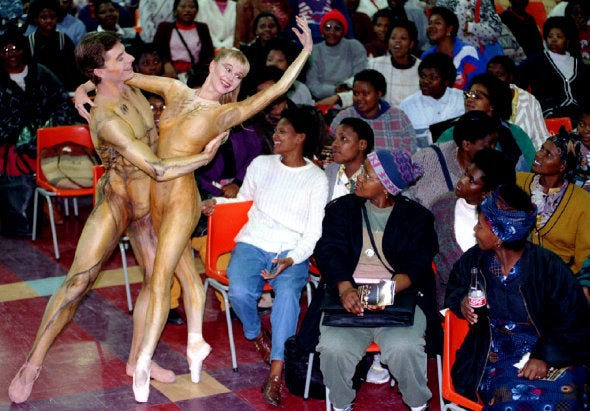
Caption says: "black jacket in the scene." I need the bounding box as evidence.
[445,243,590,400]
[314,194,442,355]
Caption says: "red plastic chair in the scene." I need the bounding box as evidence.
[32,125,96,259]
[545,117,573,136]
[441,310,483,411]
[526,1,547,32]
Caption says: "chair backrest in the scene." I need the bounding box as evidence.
[205,201,254,280]
[442,310,483,411]
[544,117,573,136]
[525,1,547,32]
[36,125,95,194]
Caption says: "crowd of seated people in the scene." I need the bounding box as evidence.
[4,0,590,408]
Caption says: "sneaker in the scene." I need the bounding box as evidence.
[366,354,390,384]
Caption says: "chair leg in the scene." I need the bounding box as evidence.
[32,188,40,241]
[119,238,133,313]
[72,197,79,216]
[437,354,445,411]
[306,282,312,307]
[303,352,315,399]
[220,288,239,372]
[44,195,60,260]
[325,386,331,411]
[63,198,70,217]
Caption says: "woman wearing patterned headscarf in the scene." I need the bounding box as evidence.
[516,130,590,275]
[314,149,441,411]
[445,184,590,410]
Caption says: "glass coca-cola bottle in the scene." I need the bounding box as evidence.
[468,267,488,332]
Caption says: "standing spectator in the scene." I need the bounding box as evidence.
[517,16,588,122]
[421,7,483,90]
[26,0,82,90]
[331,69,418,153]
[500,0,544,57]
[153,0,215,84]
[0,28,80,237]
[137,0,174,43]
[399,52,464,148]
[305,9,366,99]
[196,0,236,51]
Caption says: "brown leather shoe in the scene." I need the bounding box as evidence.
[253,328,271,363]
[261,375,282,406]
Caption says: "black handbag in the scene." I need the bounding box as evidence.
[321,289,416,327]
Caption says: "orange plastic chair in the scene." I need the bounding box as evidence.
[441,310,483,411]
[526,1,547,32]
[32,125,96,260]
[93,165,133,312]
[545,117,573,136]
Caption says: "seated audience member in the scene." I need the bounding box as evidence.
[318,18,420,110]
[78,0,135,32]
[330,69,417,153]
[265,37,314,105]
[234,0,291,47]
[500,0,544,57]
[0,28,80,237]
[436,73,536,171]
[421,6,483,90]
[487,55,550,150]
[445,184,590,409]
[326,117,374,200]
[304,9,367,100]
[431,148,515,309]
[399,52,464,148]
[196,0,236,51]
[517,16,588,122]
[315,149,440,411]
[344,0,373,45]
[436,0,504,66]
[94,0,143,57]
[153,0,215,84]
[25,0,82,90]
[134,43,166,78]
[286,0,353,44]
[409,111,499,209]
[516,131,590,275]
[203,107,328,406]
[572,104,590,191]
[565,0,590,66]
[364,9,393,58]
[383,0,429,54]
[25,0,87,45]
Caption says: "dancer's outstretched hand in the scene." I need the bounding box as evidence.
[292,15,313,53]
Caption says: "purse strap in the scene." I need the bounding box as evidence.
[361,204,395,275]
[174,26,196,66]
[430,144,454,191]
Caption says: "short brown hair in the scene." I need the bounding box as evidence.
[75,31,120,84]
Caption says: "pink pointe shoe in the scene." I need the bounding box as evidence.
[8,362,42,404]
[187,342,212,383]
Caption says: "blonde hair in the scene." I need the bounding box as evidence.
[214,48,250,104]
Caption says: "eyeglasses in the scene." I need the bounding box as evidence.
[323,23,344,32]
[358,166,380,182]
[463,90,490,100]
[1,45,20,55]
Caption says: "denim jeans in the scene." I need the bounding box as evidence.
[227,242,309,361]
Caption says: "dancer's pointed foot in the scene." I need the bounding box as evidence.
[126,361,176,383]
[8,362,42,404]
[133,355,151,403]
[187,341,212,383]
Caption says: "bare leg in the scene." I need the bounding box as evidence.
[9,204,126,403]
[174,244,211,382]
[125,215,175,383]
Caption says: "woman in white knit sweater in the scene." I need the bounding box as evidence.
[203,106,328,406]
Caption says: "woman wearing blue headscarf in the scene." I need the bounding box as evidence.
[445,184,590,410]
